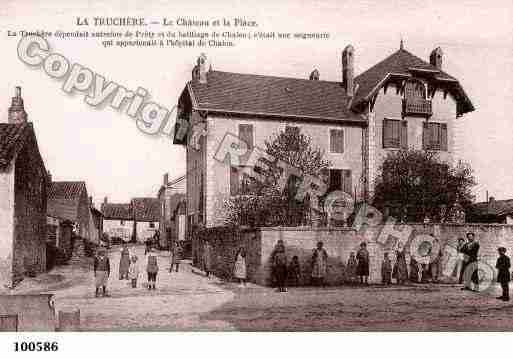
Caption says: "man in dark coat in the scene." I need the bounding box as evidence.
[496,247,510,301]
[461,232,480,291]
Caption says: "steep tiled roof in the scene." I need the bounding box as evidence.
[48,181,86,201]
[131,197,160,222]
[353,48,474,115]
[101,203,132,220]
[187,70,360,122]
[0,122,31,168]
[47,181,87,221]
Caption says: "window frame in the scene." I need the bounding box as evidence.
[423,121,448,151]
[383,118,407,149]
[329,128,345,154]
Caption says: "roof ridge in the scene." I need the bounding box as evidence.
[209,69,343,85]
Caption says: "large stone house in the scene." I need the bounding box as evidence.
[0,87,48,289]
[174,43,474,228]
[157,173,186,248]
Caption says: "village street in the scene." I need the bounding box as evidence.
[11,244,513,331]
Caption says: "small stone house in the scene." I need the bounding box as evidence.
[0,87,48,289]
[101,199,134,243]
[131,197,160,243]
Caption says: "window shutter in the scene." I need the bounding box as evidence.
[342,170,352,194]
[422,122,429,150]
[441,123,448,151]
[383,120,391,148]
[400,121,408,149]
[238,124,254,165]
[230,167,239,196]
[330,129,344,153]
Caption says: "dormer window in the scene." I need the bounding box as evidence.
[403,79,432,116]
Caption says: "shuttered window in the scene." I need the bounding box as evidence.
[328,169,352,194]
[238,124,254,165]
[383,119,407,149]
[423,122,448,151]
[330,129,344,153]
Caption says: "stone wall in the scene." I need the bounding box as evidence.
[12,141,47,285]
[195,223,513,286]
[0,164,15,289]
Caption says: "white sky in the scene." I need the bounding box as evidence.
[0,0,511,205]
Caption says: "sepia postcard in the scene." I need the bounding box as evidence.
[0,0,513,355]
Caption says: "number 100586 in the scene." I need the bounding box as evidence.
[14,342,58,352]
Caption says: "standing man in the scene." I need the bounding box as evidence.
[203,240,213,278]
[94,248,111,297]
[496,247,510,301]
[356,242,370,285]
[461,232,480,291]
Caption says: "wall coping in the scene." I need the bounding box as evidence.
[258,226,356,232]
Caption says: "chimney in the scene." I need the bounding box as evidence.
[89,196,93,207]
[163,173,169,186]
[8,86,28,124]
[192,54,208,84]
[342,45,354,97]
[104,196,108,204]
[47,170,52,183]
[430,47,443,70]
[309,69,320,80]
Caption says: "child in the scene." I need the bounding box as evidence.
[496,247,511,301]
[288,256,301,287]
[233,247,247,287]
[128,255,139,288]
[146,248,159,290]
[381,252,392,285]
[346,252,358,284]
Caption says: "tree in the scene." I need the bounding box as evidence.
[225,128,331,226]
[372,149,476,222]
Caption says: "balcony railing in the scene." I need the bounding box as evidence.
[403,98,432,116]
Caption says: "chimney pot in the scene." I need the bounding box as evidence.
[309,69,320,80]
[104,196,108,204]
[8,86,28,124]
[163,173,169,186]
[430,47,443,70]
[192,54,208,84]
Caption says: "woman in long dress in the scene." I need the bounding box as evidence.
[393,249,408,284]
[233,247,247,287]
[356,242,370,285]
[311,241,328,286]
[119,243,130,280]
[409,257,420,283]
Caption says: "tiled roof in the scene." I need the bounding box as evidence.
[47,181,87,221]
[0,122,31,168]
[473,199,513,218]
[48,181,86,201]
[101,203,133,220]
[353,48,474,115]
[187,70,360,123]
[131,197,160,222]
